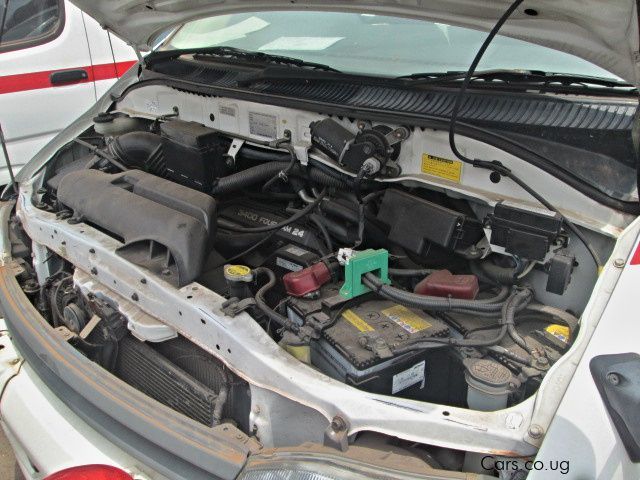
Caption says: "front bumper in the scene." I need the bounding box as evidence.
[1,358,161,479]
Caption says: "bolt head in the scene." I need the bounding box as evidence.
[613,258,625,268]
[331,416,347,432]
[528,424,544,439]
[607,372,621,386]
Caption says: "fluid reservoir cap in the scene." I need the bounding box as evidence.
[93,112,116,124]
[463,358,513,394]
[224,264,253,283]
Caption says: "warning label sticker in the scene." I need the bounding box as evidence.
[421,154,462,183]
[343,309,374,332]
[382,305,432,334]
[545,324,570,344]
[249,112,277,138]
[392,360,426,394]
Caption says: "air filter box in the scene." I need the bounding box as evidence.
[160,120,229,191]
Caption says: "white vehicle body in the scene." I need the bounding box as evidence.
[0,0,136,186]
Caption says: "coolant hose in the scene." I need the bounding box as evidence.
[254,267,300,332]
[363,272,505,312]
[108,132,165,174]
[211,162,290,195]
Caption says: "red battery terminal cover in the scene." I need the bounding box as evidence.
[283,261,332,297]
[414,269,479,300]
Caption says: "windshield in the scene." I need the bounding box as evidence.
[165,11,619,80]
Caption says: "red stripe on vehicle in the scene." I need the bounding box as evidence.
[0,60,137,95]
[630,242,640,265]
[115,60,137,77]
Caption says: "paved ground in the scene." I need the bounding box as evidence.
[0,427,20,480]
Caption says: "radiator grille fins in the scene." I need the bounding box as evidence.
[116,336,218,426]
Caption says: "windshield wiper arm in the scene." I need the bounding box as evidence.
[146,45,341,73]
[399,69,634,89]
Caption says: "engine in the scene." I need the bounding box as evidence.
[26,114,581,419]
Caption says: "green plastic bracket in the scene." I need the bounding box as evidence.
[339,249,390,299]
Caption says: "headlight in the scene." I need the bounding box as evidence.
[237,453,486,480]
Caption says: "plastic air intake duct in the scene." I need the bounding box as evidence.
[57,169,216,287]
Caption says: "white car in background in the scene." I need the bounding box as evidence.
[0,0,136,185]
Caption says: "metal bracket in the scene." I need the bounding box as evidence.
[80,314,102,339]
[324,416,350,452]
[225,138,245,167]
[385,126,411,145]
[221,297,256,317]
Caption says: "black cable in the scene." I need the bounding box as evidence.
[309,214,333,254]
[391,288,532,353]
[353,189,384,248]
[73,138,128,172]
[262,142,297,192]
[447,0,602,271]
[388,268,433,277]
[210,229,279,270]
[221,189,327,234]
[253,267,300,332]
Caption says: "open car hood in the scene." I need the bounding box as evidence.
[72,0,640,85]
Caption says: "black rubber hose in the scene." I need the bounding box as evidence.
[211,162,290,195]
[305,167,351,189]
[388,268,434,277]
[363,273,505,313]
[108,132,165,174]
[254,267,299,332]
[474,260,520,286]
[239,145,290,162]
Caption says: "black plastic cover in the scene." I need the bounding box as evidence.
[487,202,564,261]
[376,189,483,254]
[160,120,229,191]
[546,251,575,295]
[57,169,216,287]
[590,353,640,462]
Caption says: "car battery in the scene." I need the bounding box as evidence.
[160,120,229,191]
[308,299,461,402]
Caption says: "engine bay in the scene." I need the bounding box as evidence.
[6,86,622,470]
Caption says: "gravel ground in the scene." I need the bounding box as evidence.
[0,427,21,480]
